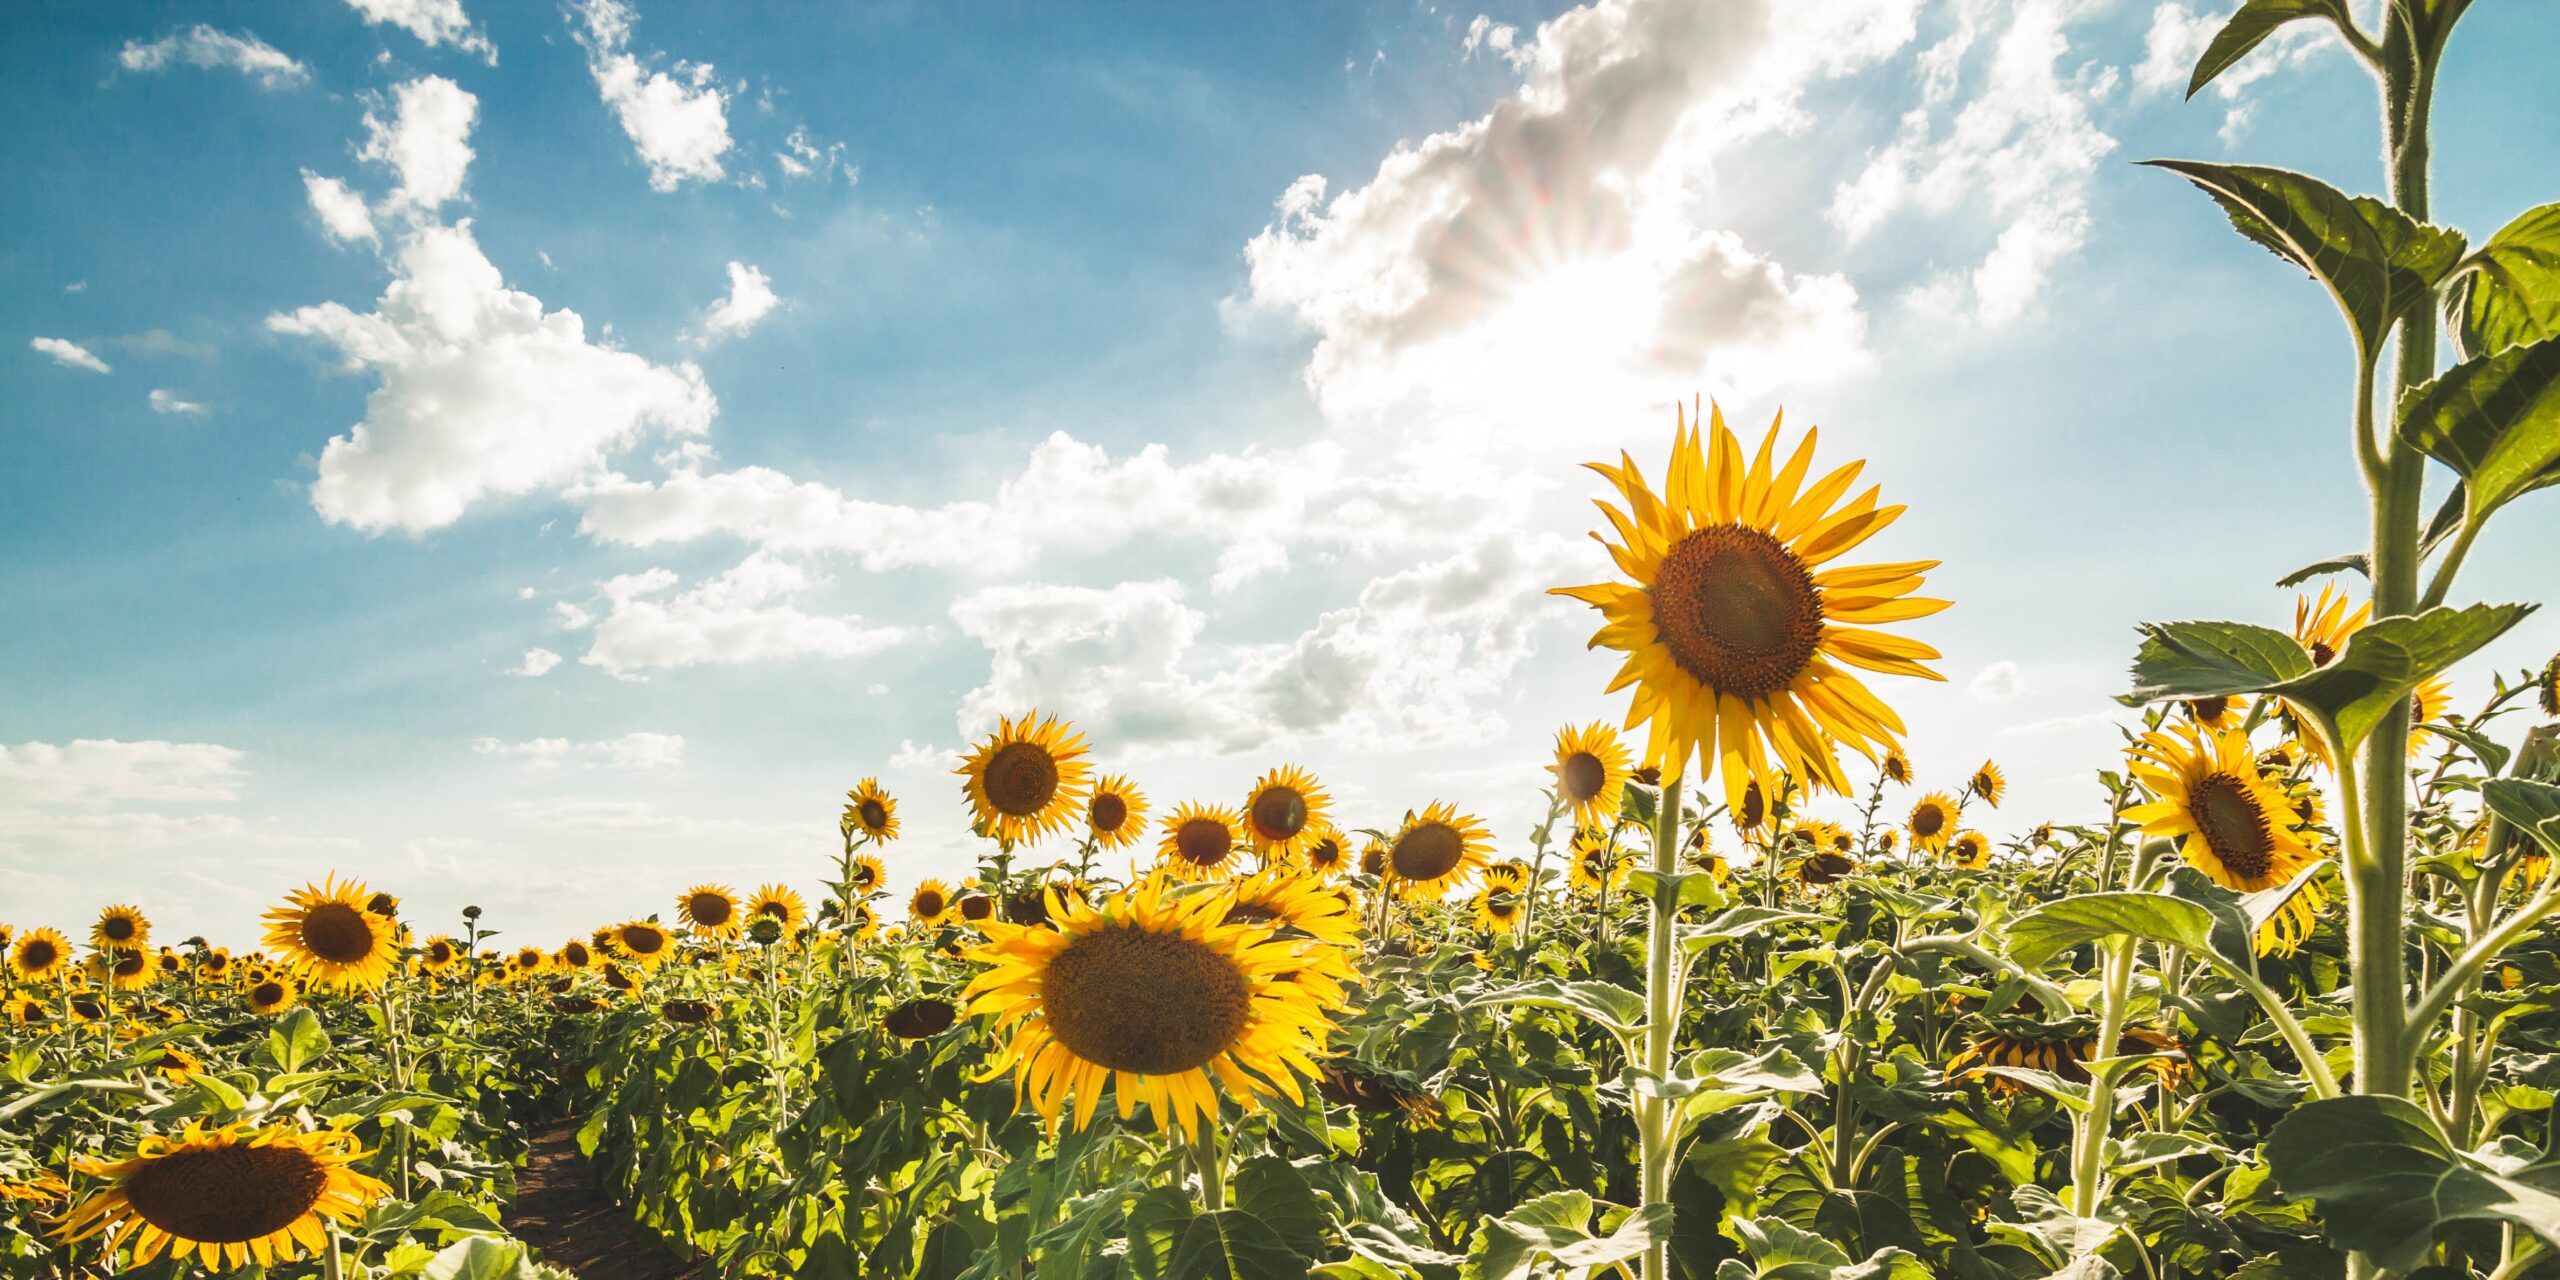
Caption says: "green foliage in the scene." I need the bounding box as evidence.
[2397,335,2560,525]
[2183,0,2355,100]
[2266,1095,2560,1273]
[2128,604,2532,753]
[2450,203,2560,357]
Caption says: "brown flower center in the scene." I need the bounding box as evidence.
[688,894,734,927]
[858,799,888,830]
[1249,787,1309,843]
[1090,792,1128,833]
[102,916,138,943]
[1650,523,1824,700]
[913,889,948,918]
[1306,838,1343,868]
[1041,927,1250,1074]
[984,741,1061,817]
[885,997,957,1038]
[1737,783,1766,830]
[959,894,994,921]
[251,982,287,1007]
[1559,751,1607,803]
[298,903,377,965]
[1391,823,1465,882]
[1175,818,1234,867]
[621,925,667,955]
[20,940,58,971]
[2191,773,2276,882]
[1911,803,1947,840]
[123,1142,328,1245]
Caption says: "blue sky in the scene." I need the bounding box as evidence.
[6,0,2556,946]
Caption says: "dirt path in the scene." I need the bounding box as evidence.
[508,1123,710,1280]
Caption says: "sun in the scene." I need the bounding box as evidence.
[958,711,1093,846]
[1552,402,1946,816]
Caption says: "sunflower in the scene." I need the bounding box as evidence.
[0,1171,68,1205]
[885,996,959,1039]
[555,939,596,971]
[910,879,955,925]
[1546,722,1633,828]
[261,877,397,992]
[1222,868,1363,946]
[1875,829,1899,855]
[1385,802,1493,900]
[2288,585,2451,762]
[507,947,550,983]
[600,963,638,995]
[1732,779,1770,839]
[1946,831,1993,870]
[1083,773,1149,851]
[1950,1025,2187,1093]
[245,974,298,1016]
[1569,831,1627,894]
[2125,722,2322,895]
[1879,749,1912,785]
[1156,802,1246,882]
[961,878,1343,1136]
[55,1122,391,1270]
[847,901,881,941]
[1471,883,1526,934]
[749,884,807,932]
[1791,851,1857,888]
[1241,765,1333,861]
[845,853,886,897]
[958,891,997,923]
[418,936,461,975]
[2539,653,2559,719]
[609,921,675,968]
[93,904,151,952]
[2253,872,2330,957]
[1906,792,1958,854]
[844,778,899,842]
[5,994,48,1027]
[958,711,1093,846]
[147,1046,203,1083]
[678,884,742,939]
[197,949,232,979]
[1552,403,1947,816]
[1299,824,1351,879]
[1793,819,1850,859]
[2186,694,2243,731]
[10,926,71,982]
[95,948,155,992]
[1969,761,2005,809]
[1358,839,1388,879]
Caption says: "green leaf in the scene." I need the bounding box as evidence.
[1164,1210,1307,1280]
[1469,978,1645,1039]
[2130,606,2533,755]
[1627,868,1729,912]
[2126,620,2311,704]
[1475,1191,1668,1280]
[2451,202,2560,357]
[2005,891,2220,969]
[2266,1094,2560,1273]
[2144,160,2465,362]
[2185,0,2349,99]
[1678,906,1822,954]
[1716,1217,1930,1280]
[420,1238,543,1280]
[268,1007,330,1074]
[2397,336,2560,523]
[1226,1158,1325,1259]
[2484,778,2560,855]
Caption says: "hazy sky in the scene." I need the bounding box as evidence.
[7,0,2557,946]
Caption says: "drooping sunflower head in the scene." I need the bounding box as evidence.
[749,883,807,931]
[1946,831,1992,871]
[1907,792,1958,853]
[1733,779,1769,836]
[1551,403,1948,817]
[1222,868,1363,946]
[1791,850,1857,888]
[4,995,48,1027]
[1950,1024,2188,1093]
[1085,773,1149,851]
[1880,749,1911,786]
[364,891,400,920]
[1550,722,1633,827]
[10,926,71,982]
[1298,824,1351,879]
[610,920,675,968]
[261,876,397,992]
[2253,871,2331,957]
[94,904,151,951]
[678,884,741,938]
[958,711,1093,846]
[961,877,1344,1136]
[840,777,899,843]
[1385,802,1493,900]
[884,996,958,1039]
[1969,761,2005,809]
[2125,722,2320,893]
[910,878,955,925]
[2540,653,2560,719]
[1156,802,1245,882]
[1241,765,1332,860]
[54,1122,392,1271]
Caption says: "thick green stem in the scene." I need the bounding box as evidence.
[2070,936,2136,1218]
[1639,771,1685,1280]
[1188,1123,1225,1212]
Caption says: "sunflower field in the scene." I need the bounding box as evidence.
[11,6,2560,1279]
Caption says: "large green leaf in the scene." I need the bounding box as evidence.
[1163,1210,1309,1280]
[2128,606,2533,755]
[420,1238,544,1280]
[1715,1217,1930,1279]
[1227,1158,1325,1259]
[1469,978,1645,1039]
[2145,160,2465,361]
[2451,203,2560,357]
[2005,891,2220,969]
[2484,778,2560,855]
[1474,1191,1668,1280]
[2397,336,2560,523]
[1678,906,1823,955]
[2126,620,2311,704]
[2266,1094,2560,1273]
[2185,0,2351,99]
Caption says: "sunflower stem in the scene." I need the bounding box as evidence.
[1187,1124,1225,1213]
[1638,769,1684,1280]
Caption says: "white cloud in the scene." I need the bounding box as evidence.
[340,0,495,63]
[359,76,479,215]
[31,337,111,374]
[1462,16,1532,69]
[888,739,948,769]
[775,125,854,183]
[471,731,685,769]
[303,171,377,243]
[1968,659,2028,703]
[118,26,310,89]
[572,0,733,192]
[2134,2,2329,145]
[269,220,716,534]
[697,261,778,342]
[509,647,563,676]
[579,553,909,676]
[0,739,246,808]
[148,388,208,415]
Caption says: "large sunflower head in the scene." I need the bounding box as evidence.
[1385,802,1493,900]
[610,920,675,968]
[1241,765,1333,861]
[261,876,397,992]
[10,926,71,983]
[1298,824,1351,879]
[1906,792,1958,853]
[1550,722,1633,827]
[843,778,900,843]
[958,711,1093,846]
[1086,774,1150,851]
[1551,403,1947,817]
[1156,802,1245,882]
[961,878,1344,1136]
[909,878,955,925]
[678,884,742,938]
[2124,722,2321,893]
[1969,761,2005,809]
[749,884,807,931]
[54,1122,391,1271]
[93,904,151,952]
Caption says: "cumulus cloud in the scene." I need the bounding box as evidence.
[0,739,246,808]
[269,220,716,533]
[471,731,685,769]
[30,337,111,374]
[340,0,496,63]
[509,647,563,677]
[118,26,310,89]
[1461,16,1532,69]
[303,171,377,243]
[578,553,909,676]
[147,388,208,415]
[360,76,479,215]
[696,261,778,343]
[572,0,733,192]
[1968,660,2028,703]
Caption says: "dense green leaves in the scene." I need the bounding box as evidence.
[2450,203,2560,357]
[2144,160,2464,363]
[1474,1191,1666,1280]
[2004,891,2220,969]
[2397,336,2560,524]
[2267,1095,2560,1273]
[1470,978,1645,1039]
[2184,0,2353,99]
[2484,778,2560,855]
[2128,605,2533,754]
